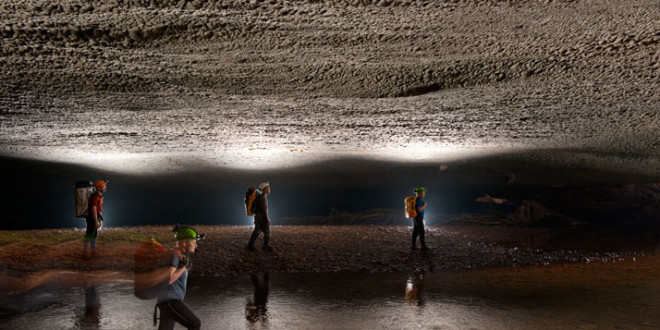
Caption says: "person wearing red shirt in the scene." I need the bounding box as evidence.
[84,180,107,257]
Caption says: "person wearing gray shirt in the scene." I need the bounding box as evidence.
[155,225,204,330]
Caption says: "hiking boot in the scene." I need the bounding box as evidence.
[411,245,418,250]
[421,245,429,251]
[263,246,273,252]
[246,245,257,252]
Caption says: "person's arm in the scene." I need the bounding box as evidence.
[167,252,187,284]
[90,195,102,223]
[91,205,98,223]
[258,197,270,224]
[167,266,187,285]
[264,198,270,224]
[416,200,427,212]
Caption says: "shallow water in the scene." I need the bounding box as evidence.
[1,269,659,330]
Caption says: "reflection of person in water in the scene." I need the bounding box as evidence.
[404,268,425,306]
[81,285,101,328]
[245,272,270,324]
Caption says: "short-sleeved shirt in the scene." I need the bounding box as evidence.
[415,197,425,217]
[157,251,188,303]
[88,193,103,215]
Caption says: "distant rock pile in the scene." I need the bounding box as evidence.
[468,183,660,238]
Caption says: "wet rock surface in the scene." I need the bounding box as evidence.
[1,0,659,177]
[0,224,656,278]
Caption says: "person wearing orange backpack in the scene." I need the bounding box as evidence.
[155,225,204,330]
[84,180,107,257]
[411,187,429,251]
[247,182,273,252]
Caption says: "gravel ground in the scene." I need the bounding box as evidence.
[1,0,659,178]
[0,224,654,281]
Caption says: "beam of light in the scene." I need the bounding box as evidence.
[1,146,328,174]
[1,147,180,174]
[228,145,324,170]
[0,141,512,174]
[375,141,506,163]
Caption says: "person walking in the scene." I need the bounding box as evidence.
[247,182,273,252]
[84,180,107,257]
[155,225,204,330]
[411,187,429,251]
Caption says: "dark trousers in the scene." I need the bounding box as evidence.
[84,217,98,254]
[157,300,200,330]
[247,221,270,249]
[412,216,426,247]
[85,217,98,240]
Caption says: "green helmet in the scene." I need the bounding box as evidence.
[414,187,426,193]
[172,225,205,241]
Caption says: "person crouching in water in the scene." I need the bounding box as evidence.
[84,180,107,257]
[412,187,429,251]
[247,182,273,252]
[156,225,204,330]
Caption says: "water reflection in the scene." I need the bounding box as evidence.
[245,273,270,326]
[78,285,101,329]
[1,270,660,329]
[404,268,425,306]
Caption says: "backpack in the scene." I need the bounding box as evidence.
[74,181,95,218]
[245,186,262,216]
[404,196,417,218]
[133,238,183,300]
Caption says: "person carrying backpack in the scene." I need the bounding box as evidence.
[246,182,273,252]
[155,225,204,330]
[84,180,107,257]
[411,187,429,251]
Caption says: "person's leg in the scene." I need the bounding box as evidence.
[157,303,176,330]
[90,226,98,254]
[411,220,419,248]
[163,300,201,330]
[418,217,427,248]
[262,224,271,250]
[84,220,95,255]
[247,224,262,249]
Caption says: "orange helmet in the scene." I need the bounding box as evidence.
[94,180,107,188]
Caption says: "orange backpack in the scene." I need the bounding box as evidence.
[404,196,417,218]
[134,238,183,300]
[245,186,261,216]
